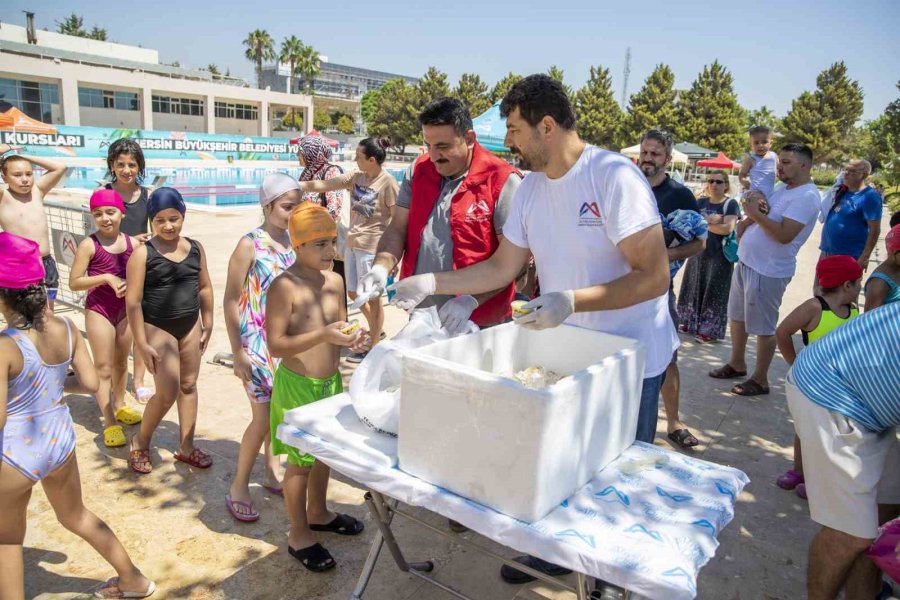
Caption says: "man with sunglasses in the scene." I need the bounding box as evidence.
[638,129,704,450]
[819,159,882,270]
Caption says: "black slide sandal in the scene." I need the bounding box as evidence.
[310,513,365,535]
[288,543,336,572]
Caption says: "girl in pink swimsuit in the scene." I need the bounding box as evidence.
[70,189,142,448]
[0,231,155,599]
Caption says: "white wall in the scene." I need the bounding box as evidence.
[215,117,260,136]
[79,106,141,128]
[152,113,205,132]
[0,24,159,64]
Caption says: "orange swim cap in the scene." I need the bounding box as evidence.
[288,202,337,248]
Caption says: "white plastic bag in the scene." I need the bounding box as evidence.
[350,306,478,435]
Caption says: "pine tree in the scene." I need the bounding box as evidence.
[416,67,452,109]
[547,65,574,100]
[489,72,523,104]
[369,79,421,154]
[454,73,491,117]
[623,64,679,143]
[747,106,780,132]
[675,61,746,157]
[575,66,624,149]
[781,62,864,165]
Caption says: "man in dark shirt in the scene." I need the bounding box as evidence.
[639,129,704,450]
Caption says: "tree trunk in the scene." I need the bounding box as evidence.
[289,61,295,94]
[256,55,263,89]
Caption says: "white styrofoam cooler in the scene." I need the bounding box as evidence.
[398,322,645,522]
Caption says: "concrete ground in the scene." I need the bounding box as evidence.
[19,202,897,600]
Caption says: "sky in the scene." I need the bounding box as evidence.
[5,0,899,121]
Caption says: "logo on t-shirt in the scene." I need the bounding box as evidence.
[465,198,492,223]
[578,202,604,226]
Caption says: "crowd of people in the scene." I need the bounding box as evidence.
[0,73,898,600]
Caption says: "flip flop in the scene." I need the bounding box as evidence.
[115,406,143,426]
[263,485,284,496]
[731,379,770,396]
[128,447,152,474]
[226,494,260,522]
[708,364,747,379]
[288,542,336,572]
[94,577,157,598]
[667,428,699,449]
[135,387,154,405]
[309,513,364,535]
[173,447,213,469]
[104,425,127,448]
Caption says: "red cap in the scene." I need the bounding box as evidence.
[816,255,863,289]
[887,224,900,254]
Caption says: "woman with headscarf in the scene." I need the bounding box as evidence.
[297,136,346,287]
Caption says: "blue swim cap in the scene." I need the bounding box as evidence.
[148,187,186,219]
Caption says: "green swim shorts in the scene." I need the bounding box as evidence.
[270,365,343,467]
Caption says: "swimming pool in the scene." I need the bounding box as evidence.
[63,166,407,206]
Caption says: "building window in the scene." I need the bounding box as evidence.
[214,101,258,120]
[78,87,139,111]
[0,78,60,123]
[151,95,204,116]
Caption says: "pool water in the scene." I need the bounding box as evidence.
[63,166,407,206]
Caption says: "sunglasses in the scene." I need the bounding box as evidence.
[707,179,725,184]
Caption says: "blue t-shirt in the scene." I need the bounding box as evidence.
[791,302,900,432]
[820,186,883,258]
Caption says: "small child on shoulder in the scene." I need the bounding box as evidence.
[739,125,778,201]
[775,255,863,500]
[266,203,370,572]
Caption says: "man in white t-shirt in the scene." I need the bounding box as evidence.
[388,74,675,587]
[709,143,821,397]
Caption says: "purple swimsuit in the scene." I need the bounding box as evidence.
[1,321,76,481]
[85,234,133,325]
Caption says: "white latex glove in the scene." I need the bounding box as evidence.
[356,264,388,300]
[514,291,575,330]
[387,273,436,311]
[438,295,478,335]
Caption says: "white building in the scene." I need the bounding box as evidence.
[0,17,313,137]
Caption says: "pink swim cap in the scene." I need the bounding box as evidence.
[0,232,45,289]
[89,189,125,213]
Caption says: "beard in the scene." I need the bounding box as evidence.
[640,162,663,179]
[512,145,548,172]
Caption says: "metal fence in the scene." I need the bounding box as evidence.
[45,197,94,311]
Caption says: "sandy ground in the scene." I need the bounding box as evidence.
[19,201,897,600]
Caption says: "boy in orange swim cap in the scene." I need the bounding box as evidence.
[265,203,371,572]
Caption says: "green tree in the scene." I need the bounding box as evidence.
[860,81,900,172]
[575,66,624,149]
[313,108,331,131]
[781,61,864,165]
[547,65,574,99]
[623,64,679,143]
[369,79,421,153]
[360,90,380,126]
[336,114,355,135]
[243,29,275,90]
[279,36,304,94]
[747,105,780,132]
[206,64,221,76]
[56,13,86,37]
[675,61,746,157]
[88,26,107,41]
[489,72,522,104]
[417,67,452,108]
[297,44,321,93]
[454,73,491,117]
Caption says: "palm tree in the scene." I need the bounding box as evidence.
[279,36,304,94]
[297,44,322,94]
[243,29,275,90]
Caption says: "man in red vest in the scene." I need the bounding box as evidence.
[357,97,522,332]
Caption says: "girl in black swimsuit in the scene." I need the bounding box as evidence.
[125,188,215,475]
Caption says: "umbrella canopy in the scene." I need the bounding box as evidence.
[697,152,741,169]
[472,102,510,153]
[0,103,58,133]
[620,144,689,165]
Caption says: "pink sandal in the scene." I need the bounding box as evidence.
[776,469,804,490]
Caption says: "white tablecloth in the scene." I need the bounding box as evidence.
[277,393,749,600]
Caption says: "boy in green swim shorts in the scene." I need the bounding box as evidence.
[266,203,371,572]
